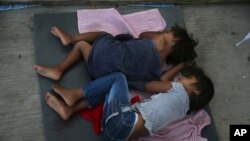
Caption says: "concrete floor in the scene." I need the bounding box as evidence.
[0,4,250,141]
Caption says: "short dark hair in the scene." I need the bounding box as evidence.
[181,66,214,112]
[166,25,198,65]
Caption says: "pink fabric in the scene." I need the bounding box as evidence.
[133,109,210,141]
[77,8,166,38]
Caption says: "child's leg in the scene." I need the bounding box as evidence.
[83,72,137,140]
[83,72,130,108]
[34,41,91,80]
[51,27,72,46]
[45,92,88,120]
[47,72,130,120]
[49,72,130,108]
[51,72,130,108]
[51,27,106,46]
[51,84,84,107]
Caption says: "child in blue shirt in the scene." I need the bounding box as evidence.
[34,25,198,91]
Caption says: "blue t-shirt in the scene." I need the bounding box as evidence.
[87,33,161,83]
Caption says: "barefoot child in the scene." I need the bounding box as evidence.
[45,65,214,141]
[34,25,198,90]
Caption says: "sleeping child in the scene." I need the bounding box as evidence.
[44,65,214,141]
[34,25,198,90]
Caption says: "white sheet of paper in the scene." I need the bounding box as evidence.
[235,32,250,47]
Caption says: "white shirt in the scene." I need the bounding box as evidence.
[136,82,189,135]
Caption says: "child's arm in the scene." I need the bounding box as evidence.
[145,81,172,93]
[144,63,184,93]
[160,63,185,81]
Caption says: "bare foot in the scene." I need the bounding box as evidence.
[33,65,62,80]
[45,92,72,120]
[51,27,73,46]
[51,84,83,107]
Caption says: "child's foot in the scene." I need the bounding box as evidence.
[51,27,72,46]
[33,65,62,80]
[51,84,83,107]
[45,92,72,120]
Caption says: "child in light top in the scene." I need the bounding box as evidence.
[44,64,214,141]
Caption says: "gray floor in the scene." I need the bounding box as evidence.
[1,0,250,4]
[0,4,250,141]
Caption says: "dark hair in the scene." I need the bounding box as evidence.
[166,25,198,65]
[181,66,214,112]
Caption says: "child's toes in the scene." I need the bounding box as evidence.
[51,84,56,89]
[45,95,48,101]
[45,92,51,100]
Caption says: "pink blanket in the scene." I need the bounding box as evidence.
[134,109,210,141]
[77,8,166,38]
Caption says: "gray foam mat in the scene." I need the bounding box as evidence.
[34,6,218,141]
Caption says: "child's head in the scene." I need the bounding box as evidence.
[165,25,198,65]
[178,66,214,112]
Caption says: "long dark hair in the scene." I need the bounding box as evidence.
[166,25,198,65]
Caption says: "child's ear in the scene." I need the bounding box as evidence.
[193,90,200,95]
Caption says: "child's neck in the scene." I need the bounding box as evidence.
[178,81,192,96]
